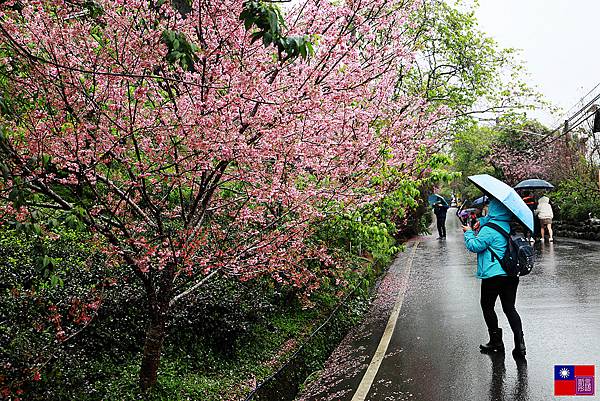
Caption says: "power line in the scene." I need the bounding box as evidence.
[544,108,596,147]
[565,91,600,125]
[534,90,600,148]
[550,81,600,128]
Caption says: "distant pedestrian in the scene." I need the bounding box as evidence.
[433,202,449,239]
[462,199,526,359]
[535,196,554,242]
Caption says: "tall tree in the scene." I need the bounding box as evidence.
[399,0,546,142]
[450,118,569,198]
[0,0,442,390]
[490,119,570,185]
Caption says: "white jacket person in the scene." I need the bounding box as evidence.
[534,196,553,220]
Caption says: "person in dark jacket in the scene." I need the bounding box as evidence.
[433,202,449,239]
[462,199,526,359]
[521,192,537,242]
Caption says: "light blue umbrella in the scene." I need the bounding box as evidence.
[468,174,534,232]
[428,194,448,206]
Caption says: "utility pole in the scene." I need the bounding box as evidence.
[564,119,571,143]
[593,108,600,134]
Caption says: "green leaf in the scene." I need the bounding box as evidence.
[243,15,254,30]
[33,223,42,236]
[50,274,63,288]
[250,31,263,44]
[268,10,278,33]
[0,163,10,181]
[65,214,79,228]
[306,40,315,56]
[299,44,307,59]
[41,154,51,167]
[262,32,273,47]
[8,188,19,202]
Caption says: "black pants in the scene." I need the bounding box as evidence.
[533,215,541,238]
[481,276,522,336]
[436,217,446,237]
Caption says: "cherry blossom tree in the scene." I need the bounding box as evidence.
[0,0,442,390]
[489,143,566,186]
[488,123,571,186]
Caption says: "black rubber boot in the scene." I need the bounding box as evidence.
[480,328,504,353]
[512,331,526,359]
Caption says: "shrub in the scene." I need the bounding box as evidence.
[168,276,277,356]
[0,227,301,400]
[551,179,600,221]
[0,228,116,398]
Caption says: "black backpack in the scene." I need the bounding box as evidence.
[482,222,535,277]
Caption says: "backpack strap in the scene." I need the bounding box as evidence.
[481,222,509,263]
[482,222,510,238]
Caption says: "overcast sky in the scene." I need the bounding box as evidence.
[474,0,600,127]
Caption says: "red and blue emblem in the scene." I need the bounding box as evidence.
[554,365,595,396]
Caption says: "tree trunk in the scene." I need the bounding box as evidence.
[138,262,175,392]
[139,314,166,392]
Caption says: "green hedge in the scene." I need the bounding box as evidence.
[551,179,600,222]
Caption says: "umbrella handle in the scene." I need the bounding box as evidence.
[456,200,467,225]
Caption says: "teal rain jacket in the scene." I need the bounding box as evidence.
[464,199,512,279]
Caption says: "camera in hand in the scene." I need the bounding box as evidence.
[468,212,478,229]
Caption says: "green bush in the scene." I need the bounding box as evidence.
[551,179,600,221]
[0,229,90,395]
[0,226,333,400]
[168,276,277,356]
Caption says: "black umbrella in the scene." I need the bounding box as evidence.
[428,194,448,206]
[514,179,554,190]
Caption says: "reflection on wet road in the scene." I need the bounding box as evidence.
[301,210,600,401]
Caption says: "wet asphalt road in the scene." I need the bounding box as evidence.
[300,210,600,401]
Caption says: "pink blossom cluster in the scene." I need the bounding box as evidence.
[0,0,442,294]
[489,141,569,186]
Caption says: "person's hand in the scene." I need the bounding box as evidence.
[462,225,471,232]
[473,220,480,230]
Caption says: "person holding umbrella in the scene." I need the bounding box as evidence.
[429,194,449,239]
[462,175,532,359]
[515,179,554,242]
[433,201,449,239]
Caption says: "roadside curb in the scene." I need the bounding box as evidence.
[297,240,420,401]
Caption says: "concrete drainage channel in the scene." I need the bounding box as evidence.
[245,241,419,401]
[244,247,413,401]
[245,289,360,401]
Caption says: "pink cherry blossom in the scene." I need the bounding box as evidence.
[0,0,445,389]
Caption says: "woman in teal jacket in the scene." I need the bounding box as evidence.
[463,199,526,358]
